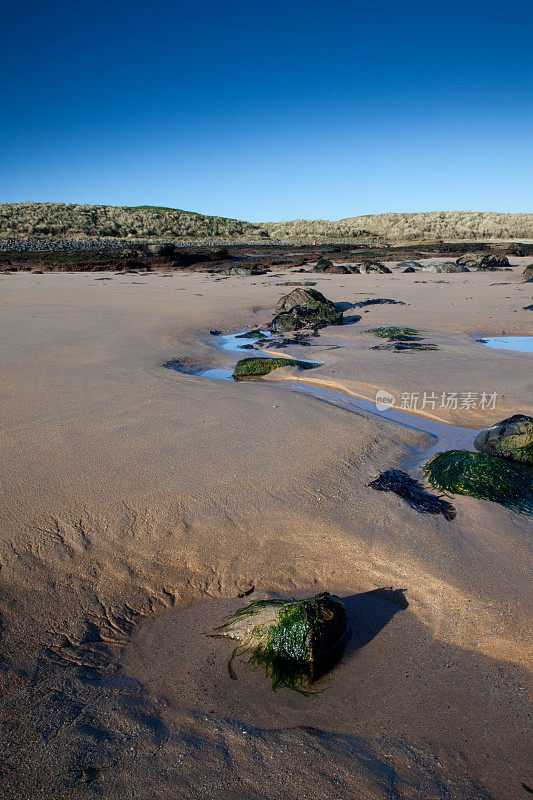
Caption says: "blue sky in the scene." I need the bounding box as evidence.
[1,0,531,220]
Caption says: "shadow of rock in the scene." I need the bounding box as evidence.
[343,588,408,652]
[335,301,355,311]
[342,314,362,325]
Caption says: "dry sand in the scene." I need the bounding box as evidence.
[0,263,531,799]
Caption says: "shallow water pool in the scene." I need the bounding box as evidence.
[478,336,533,354]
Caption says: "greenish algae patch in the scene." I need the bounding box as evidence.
[232,357,320,380]
[369,326,423,341]
[423,450,533,515]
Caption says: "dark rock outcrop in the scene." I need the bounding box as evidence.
[456,252,510,270]
[522,264,533,282]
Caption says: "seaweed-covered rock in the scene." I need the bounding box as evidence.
[474,414,533,466]
[456,252,510,270]
[270,288,343,332]
[523,264,533,282]
[232,356,319,380]
[359,262,392,274]
[423,450,533,515]
[215,592,349,690]
[421,261,469,273]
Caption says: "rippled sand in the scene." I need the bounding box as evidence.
[0,265,531,798]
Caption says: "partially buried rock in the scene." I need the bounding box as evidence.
[397,261,422,270]
[421,261,469,273]
[232,356,319,380]
[474,414,533,466]
[270,287,343,332]
[456,252,510,270]
[214,592,349,691]
[522,264,533,282]
[359,261,392,274]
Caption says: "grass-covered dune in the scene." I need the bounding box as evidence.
[1,203,533,242]
[263,210,533,242]
[0,202,263,241]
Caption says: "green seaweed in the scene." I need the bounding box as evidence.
[369,326,423,341]
[216,593,348,693]
[423,450,533,515]
[232,357,319,380]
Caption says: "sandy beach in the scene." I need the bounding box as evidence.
[0,262,531,799]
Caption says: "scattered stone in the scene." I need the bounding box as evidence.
[312,258,335,272]
[474,414,533,466]
[456,252,510,270]
[522,264,533,282]
[396,261,422,270]
[210,330,222,336]
[359,262,392,274]
[367,469,456,520]
[214,592,349,690]
[232,357,320,380]
[421,261,469,273]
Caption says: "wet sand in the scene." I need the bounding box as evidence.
[0,263,531,798]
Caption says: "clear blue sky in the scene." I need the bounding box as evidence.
[1,0,531,221]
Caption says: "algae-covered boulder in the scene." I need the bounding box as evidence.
[270,287,343,332]
[522,264,533,282]
[474,415,533,466]
[232,356,319,380]
[359,262,392,274]
[423,450,533,515]
[215,592,349,691]
[421,261,469,273]
[456,252,510,270]
[312,258,334,272]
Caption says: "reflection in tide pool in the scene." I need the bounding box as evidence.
[478,336,533,354]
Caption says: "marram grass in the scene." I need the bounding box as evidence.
[423,450,533,515]
[215,592,348,693]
